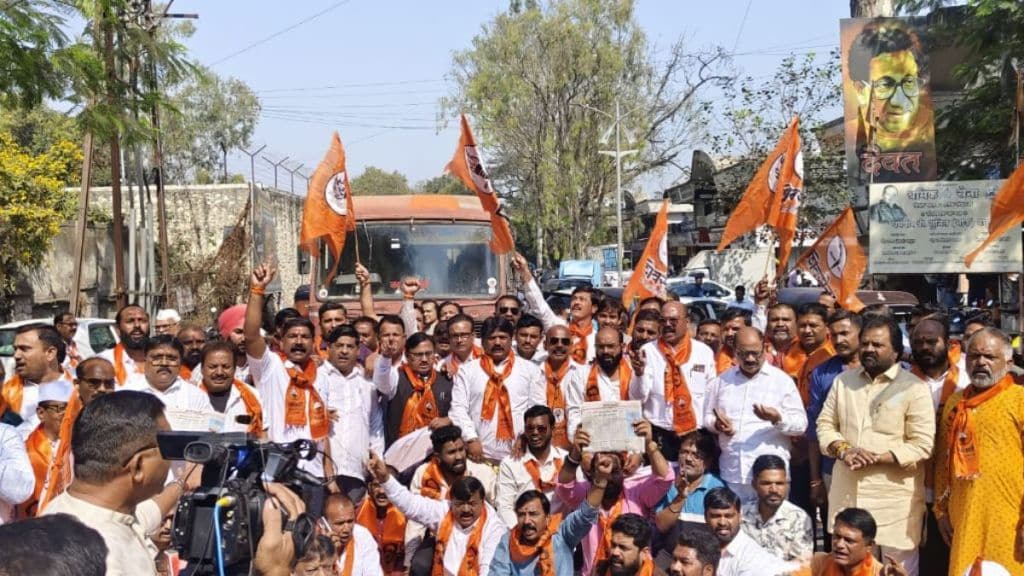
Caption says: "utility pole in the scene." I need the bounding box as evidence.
[263,154,289,190]
[102,1,127,310]
[591,99,639,283]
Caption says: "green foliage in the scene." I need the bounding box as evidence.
[0,1,71,108]
[414,174,472,195]
[895,0,1024,178]
[0,132,83,297]
[351,166,412,196]
[444,0,730,263]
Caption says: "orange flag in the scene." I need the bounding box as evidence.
[964,161,1024,267]
[622,199,670,307]
[300,132,356,283]
[716,117,803,279]
[446,113,515,254]
[794,207,866,312]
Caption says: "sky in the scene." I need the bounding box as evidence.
[169,0,851,195]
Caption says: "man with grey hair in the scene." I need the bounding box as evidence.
[934,327,1024,575]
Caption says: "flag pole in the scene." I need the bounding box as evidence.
[763,228,777,286]
[1016,69,1023,345]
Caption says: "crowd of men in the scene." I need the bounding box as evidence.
[0,253,1022,576]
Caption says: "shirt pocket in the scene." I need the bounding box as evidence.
[871,400,905,437]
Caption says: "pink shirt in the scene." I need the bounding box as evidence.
[555,467,674,576]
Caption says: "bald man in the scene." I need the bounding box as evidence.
[324,493,383,575]
[704,327,807,502]
[567,326,632,441]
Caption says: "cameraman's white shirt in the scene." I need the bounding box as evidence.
[320,362,384,479]
[247,351,329,476]
[337,524,384,576]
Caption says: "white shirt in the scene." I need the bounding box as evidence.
[187,363,251,386]
[123,377,215,418]
[450,356,546,462]
[521,279,596,362]
[382,476,507,576]
[900,362,970,411]
[630,338,717,431]
[337,524,384,576]
[0,422,34,524]
[43,493,163,576]
[321,362,384,479]
[212,381,266,434]
[718,529,797,576]
[565,362,618,438]
[494,446,567,527]
[727,298,758,313]
[703,364,807,485]
[97,347,147,388]
[247,350,330,476]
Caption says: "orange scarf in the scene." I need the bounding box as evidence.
[797,341,836,407]
[947,375,1013,481]
[200,380,264,436]
[584,361,631,402]
[569,321,593,364]
[948,340,962,367]
[657,338,697,434]
[715,348,735,374]
[356,498,406,573]
[420,458,450,500]
[508,525,555,576]
[445,346,483,376]
[771,339,806,378]
[544,361,570,448]
[524,457,563,492]
[480,354,516,441]
[338,536,355,576]
[594,499,625,565]
[179,365,192,381]
[821,553,875,576]
[0,375,24,415]
[284,360,328,440]
[432,506,488,576]
[911,363,960,411]
[37,391,82,514]
[399,364,440,438]
[20,425,54,517]
[112,343,144,386]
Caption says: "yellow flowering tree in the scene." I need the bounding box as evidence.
[0,132,82,301]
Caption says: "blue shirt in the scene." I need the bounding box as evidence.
[489,500,599,576]
[807,355,851,475]
[654,473,726,520]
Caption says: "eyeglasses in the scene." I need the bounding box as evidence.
[81,377,116,390]
[499,307,520,314]
[736,350,763,359]
[872,76,924,100]
[408,351,435,360]
[39,402,68,414]
[450,332,474,341]
[546,337,571,346]
[147,353,180,365]
[121,443,159,467]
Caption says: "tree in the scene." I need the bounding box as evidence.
[414,174,472,195]
[0,1,72,108]
[709,50,851,235]
[350,166,412,196]
[894,1,1024,180]
[443,0,731,264]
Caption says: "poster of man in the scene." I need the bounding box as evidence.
[840,17,938,186]
[869,184,909,223]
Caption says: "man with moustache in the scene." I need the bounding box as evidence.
[703,487,794,576]
[245,263,332,477]
[370,314,408,381]
[596,299,627,332]
[98,304,150,387]
[630,309,663,351]
[421,299,439,335]
[602,513,657,576]
[568,327,633,440]
[654,429,725,531]
[356,468,408,575]
[198,341,264,436]
[450,316,546,464]
[808,508,907,575]
[367,451,507,576]
[763,304,802,377]
[631,301,717,460]
[806,310,863,551]
[20,379,73,516]
[817,317,934,575]
[53,312,81,371]
[668,525,721,576]
[514,253,600,364]
[515,315,547,366]
[490,455,613,575]
[740,455,812,563]
[717,310,752,374]
[175,324,206,381]
[540,325,584,450]
[323,493,383,575]
[696,320,723,357]
[439,313,482,377]
[495,405,569,527]
[496,295,524,327]
[124,335,214,416]
[216,304,251,384]
[704,328,806,502]
[935,328,1024,576]
[3,324,70,438]
[376,332,453,448]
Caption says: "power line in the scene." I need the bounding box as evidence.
[730,0,753,55]
[210,0,355,66]
[255,78,446,94]
[258,88,448,100]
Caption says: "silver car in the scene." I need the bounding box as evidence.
[0,318,119,379]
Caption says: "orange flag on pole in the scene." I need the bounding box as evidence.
[964,161,1024,267]
[622,199,670,307]
[300,132,356,283]
[716,117,803,279]
[794,207,866,312]
[445,113,515,254]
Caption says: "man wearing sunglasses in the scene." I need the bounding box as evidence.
[496,295,524,327]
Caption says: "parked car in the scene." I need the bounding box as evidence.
[667,279,734,303]
[685,298,731,324]
[0,318,119,378]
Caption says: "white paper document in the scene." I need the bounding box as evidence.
[165,408,224,432]
[580,400,644,453]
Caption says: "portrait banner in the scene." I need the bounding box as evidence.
[869,180,1023,273]
[840,17,938,187]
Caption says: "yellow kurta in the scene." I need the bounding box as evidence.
[816,364,935,550]
[936,384,1024,576]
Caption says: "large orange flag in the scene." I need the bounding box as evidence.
[716,117,803,279]
[622,199,670,307]
[445,113,515,254]
[964,160,1024,267]
[794,207,866,312]
[300,132,356,282]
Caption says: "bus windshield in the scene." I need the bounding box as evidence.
[320,221,501,299]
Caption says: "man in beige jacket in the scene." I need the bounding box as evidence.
[817,316,934,576]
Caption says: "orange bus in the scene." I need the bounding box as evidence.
[309,194,512,320]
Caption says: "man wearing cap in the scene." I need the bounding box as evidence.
[216,304,251,385]
[20,379,72,517]
[294,284,312,318]
[154,309,181,336]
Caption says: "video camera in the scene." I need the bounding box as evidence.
[157,431,324,575]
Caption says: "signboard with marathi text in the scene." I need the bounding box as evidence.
[868,180,1022,273]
